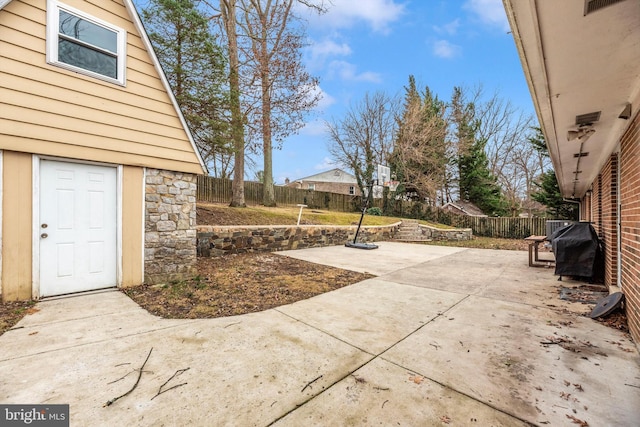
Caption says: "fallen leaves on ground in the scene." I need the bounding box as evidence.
[0,300,37,335]
[566,414,589,426]
[409,375,424,385]
[123,253,374,319]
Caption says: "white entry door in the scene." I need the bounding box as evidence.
[39,160,117,297]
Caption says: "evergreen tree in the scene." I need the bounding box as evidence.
[451,87,508,216]
[529,127,579,219]
[141,0,230,172]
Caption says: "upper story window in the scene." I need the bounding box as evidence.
[46,0,127,85]
[308,184,315,191]
[349,186,355,195]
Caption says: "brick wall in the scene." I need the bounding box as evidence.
[593,154,619,288]
[619,111,640,343]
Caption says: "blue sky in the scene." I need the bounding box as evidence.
[263,0,537,184]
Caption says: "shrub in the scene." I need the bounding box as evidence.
[367,207,382,216]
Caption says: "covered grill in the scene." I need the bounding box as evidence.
[550,222,603,282]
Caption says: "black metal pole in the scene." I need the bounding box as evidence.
[352,181,373,244]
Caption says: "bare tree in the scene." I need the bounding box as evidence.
[237,0,324,206]
[474,88,545,214]
[391,76,448,205]
[327,91,398,197]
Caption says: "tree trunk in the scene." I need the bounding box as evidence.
[259,17,275,207]
[223,0,246,207]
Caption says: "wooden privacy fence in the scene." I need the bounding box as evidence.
[196,175,548,239]
[197,175,359,211]
[448,216,546,239]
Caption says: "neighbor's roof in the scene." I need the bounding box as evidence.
[0,0,206,174]
[443,201,487,217]
[293,168,357,184]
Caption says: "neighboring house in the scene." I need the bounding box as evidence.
[504,0,640,342]
[0,0,206,300]
[442,201,487,217]
[286,168,361,196]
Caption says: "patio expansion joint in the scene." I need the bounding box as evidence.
[7,308,146,329]
[0,318,208,363]
[268,294,476,425]
[374,291,539,426]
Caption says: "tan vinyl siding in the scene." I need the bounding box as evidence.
[121,165,143,287]
[0,0,204,174]
[1,151,32,301]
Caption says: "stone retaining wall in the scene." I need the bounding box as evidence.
[417,224,472,241]
[145,169,197,283]
[197,223,401,257]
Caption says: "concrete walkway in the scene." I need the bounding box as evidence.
[1,242,639,426]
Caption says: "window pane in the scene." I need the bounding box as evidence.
[58,38,117,78]
[59,10,117,52]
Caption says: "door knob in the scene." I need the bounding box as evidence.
[41,233,48,239]
[41,224,48,228]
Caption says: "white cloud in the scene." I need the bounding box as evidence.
[463,0,510,31]
[309,39,352,60]
[432,40,461,59]
[306,38,352,71]
[316,87,336,111]
[328,60,382,83]
[308,0,406,33]
[300,118,328,136]
[433,19,461,36]
[314,156,339,170]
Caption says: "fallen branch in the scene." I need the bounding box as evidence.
[104,347,153,407]
[301,375,323,393]
[382,399,389,408]
[107,370,137,385]
[625,383,640,389]
[151,368,190,401]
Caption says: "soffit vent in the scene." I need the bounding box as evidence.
[584,0,627,15]
[575,111,601,125]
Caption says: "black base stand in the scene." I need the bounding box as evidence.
[346,181,379,250]
[345,241,379,250]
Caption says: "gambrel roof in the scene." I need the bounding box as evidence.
[0,0,206,174]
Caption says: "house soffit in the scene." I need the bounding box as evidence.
[505,0,640,198]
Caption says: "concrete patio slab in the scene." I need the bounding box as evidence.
[381,294,640,426]
[273,357,529,426]
[1,298,372,426]
[384,248,593,310]
[281,241,466,275]
[1,242,639,426]
[277,278,466,354]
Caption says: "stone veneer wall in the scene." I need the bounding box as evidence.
[197,224,400,257]
[145,169,197,283]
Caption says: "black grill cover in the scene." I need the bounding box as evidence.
[551,222,603,280]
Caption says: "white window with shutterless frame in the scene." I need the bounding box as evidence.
[46,0,127,85]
